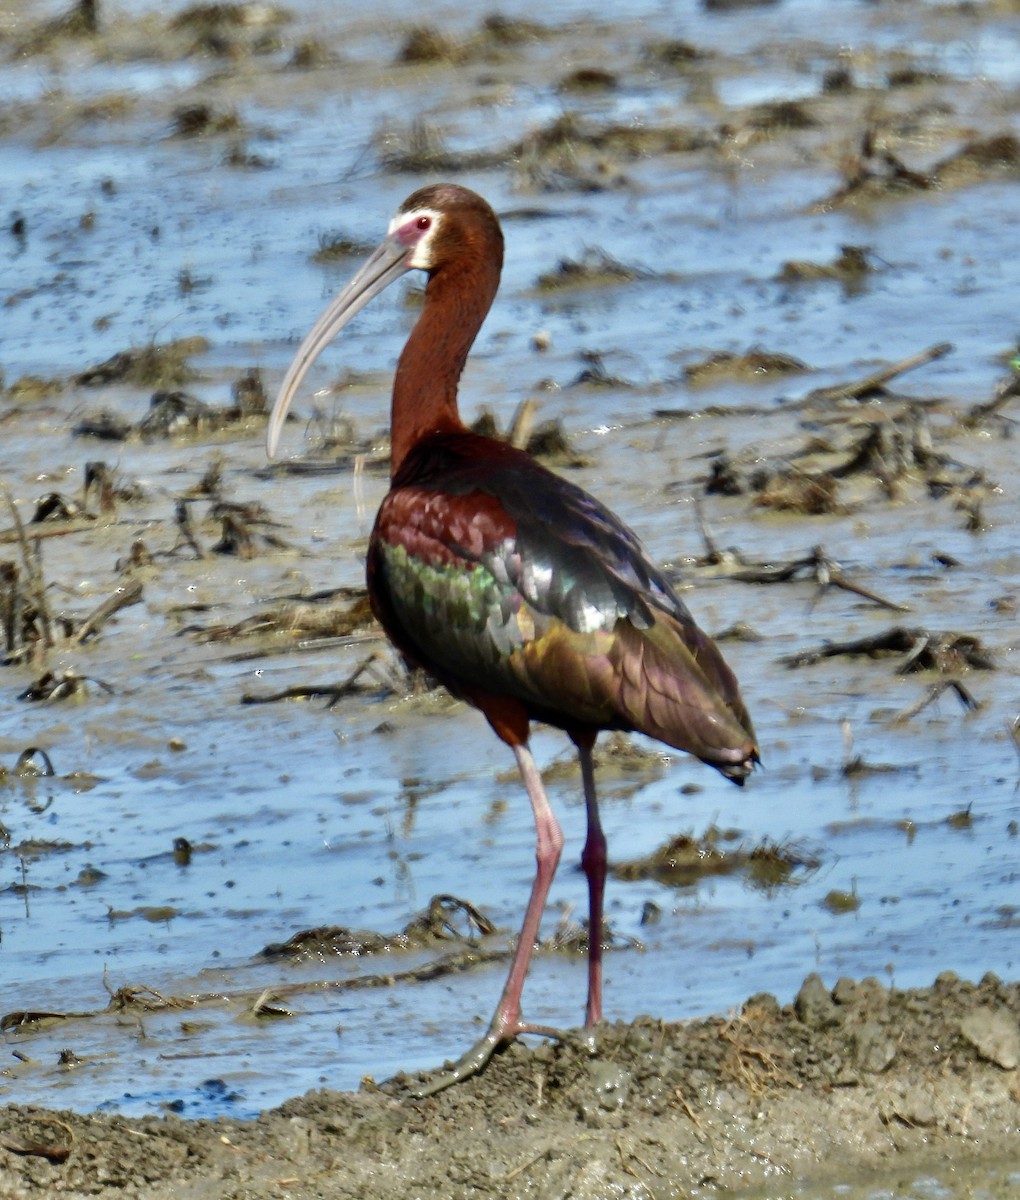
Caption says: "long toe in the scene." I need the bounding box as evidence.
[411,1028,508,1098]
[410,1020,565,1098]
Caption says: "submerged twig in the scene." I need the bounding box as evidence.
[239,653,384,707]
[173,499,205,559]
[700,544,907,613]
[1007,719,1020,789]
[889,679,981,725]
[960,373,1020,429]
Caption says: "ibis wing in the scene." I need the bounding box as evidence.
[370,435,755,769]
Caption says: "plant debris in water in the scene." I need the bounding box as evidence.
[261,895,495,960]
[614,826,821,889]
[535,246,660,291]
[682,346,808,384]
[74,338,209,389]
[778,244,877,290]
[75,373,268,443]
[784,626,995,674]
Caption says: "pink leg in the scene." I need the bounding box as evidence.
[491,742,565,1031]
[414,741,563,1096]
[576,736,606,1026]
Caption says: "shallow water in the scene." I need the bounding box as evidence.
[740,1160,1020,1200]
[1,2,1018,1160]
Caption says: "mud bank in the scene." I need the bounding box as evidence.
[4,972,1020,1198]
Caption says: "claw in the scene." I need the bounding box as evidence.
[410,1021,564,1099]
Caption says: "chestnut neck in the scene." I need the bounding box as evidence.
[390,250,501,477]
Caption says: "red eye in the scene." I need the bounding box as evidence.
[416,216,431,230]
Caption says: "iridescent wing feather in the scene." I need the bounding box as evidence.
[369,432,755,776]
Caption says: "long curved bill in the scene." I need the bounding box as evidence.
[266,234,413,458]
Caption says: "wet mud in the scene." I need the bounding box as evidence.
[2,0,1020,1196]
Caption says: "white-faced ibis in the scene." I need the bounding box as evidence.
[267,183,758,1094]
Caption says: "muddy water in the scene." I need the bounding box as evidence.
[1,0,1019,1192]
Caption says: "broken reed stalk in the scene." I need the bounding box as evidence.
[70,579,143,645]
[0,559,18,654]
[806,341,953,404]
[508,397,538,450]
[1,481,54,653]
[0,518,98,546]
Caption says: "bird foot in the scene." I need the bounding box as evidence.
[409,1019,564,1099]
